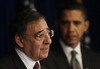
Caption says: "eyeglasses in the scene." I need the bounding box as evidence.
[23,29,54,41]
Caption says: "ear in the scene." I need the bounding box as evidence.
[84,20,89,32]
[15,34,24,48]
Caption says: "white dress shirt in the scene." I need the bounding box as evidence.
[59,39,83,69]
[15,48,41,69]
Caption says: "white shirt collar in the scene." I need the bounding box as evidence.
[59,39,81,57]
[15,48,40,69]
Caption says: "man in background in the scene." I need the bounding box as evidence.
[41,2,100,69]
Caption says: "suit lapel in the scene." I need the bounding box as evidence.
[41,65,48,69]
[53,43,71,69]
[10,50,27,69]
[55,55,71,69]
[81,46,90,69]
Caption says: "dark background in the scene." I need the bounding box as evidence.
[0,0,100,56]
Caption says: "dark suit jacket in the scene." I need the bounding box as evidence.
[0,50,47,69]
[41,42,100,69]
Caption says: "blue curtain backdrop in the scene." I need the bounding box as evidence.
[84,0,100,52]
[0,0,16,55]
[0,0,30,56]
[0,0,100,56]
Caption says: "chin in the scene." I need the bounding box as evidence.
[38,54,48,60]
[42,53,49,59]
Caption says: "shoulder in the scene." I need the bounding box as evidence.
[81,46,100,59]
[41,65,48,69]
[0,50,19,69]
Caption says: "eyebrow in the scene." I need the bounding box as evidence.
[35,28,50,35]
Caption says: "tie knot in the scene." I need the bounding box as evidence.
[71,50,81,69]
[34,62,39,69]
[71,50,77,57]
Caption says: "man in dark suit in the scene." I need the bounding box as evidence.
[41,2,100,69]
[0,9,54,69]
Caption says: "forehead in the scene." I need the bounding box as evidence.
[62,10,85,20]
[26,19,48,34]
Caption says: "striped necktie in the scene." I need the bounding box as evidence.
[33,62,39,69]
[71,50,81,69]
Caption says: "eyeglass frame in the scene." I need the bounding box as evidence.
[22,29,54,41]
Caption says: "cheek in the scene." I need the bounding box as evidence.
[23,40,39,53]
[77,27,85,37]
[28,41,42,60]
[32,41,42,54]
[33,42,50,59]
[62,31,67,38]
[60,27,67,35]
[36,42,50,59]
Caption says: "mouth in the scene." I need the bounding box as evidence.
[40,46,49,53]
[67,35,77,39]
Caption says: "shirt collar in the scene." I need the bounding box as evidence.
[15,48,40,69]
[59,39,81,57]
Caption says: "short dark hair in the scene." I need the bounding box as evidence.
[57,2,87,22]
[9,9,45,46]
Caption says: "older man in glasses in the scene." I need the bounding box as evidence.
[0,9,54,69]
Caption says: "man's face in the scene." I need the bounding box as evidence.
[58,10,89,48]
[16,19,52,60]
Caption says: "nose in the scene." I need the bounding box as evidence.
[68,23,75,33]
[43,34,52,44]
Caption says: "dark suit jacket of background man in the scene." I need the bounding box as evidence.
[0,50,47,69]
[41,42,100,69]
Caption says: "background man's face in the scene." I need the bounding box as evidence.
[59,10,89,48]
